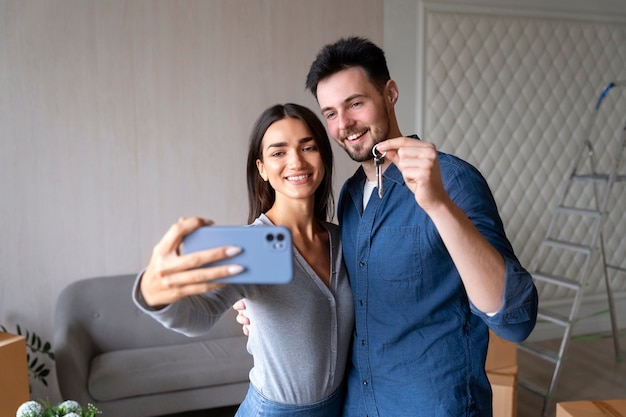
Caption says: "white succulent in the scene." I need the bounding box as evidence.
[57,400,82,415]
[16,401,44,417]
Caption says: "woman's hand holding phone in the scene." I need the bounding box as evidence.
[139,217,244,308]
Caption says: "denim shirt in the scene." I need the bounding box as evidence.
[338,141,538,417]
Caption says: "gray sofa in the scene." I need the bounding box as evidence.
[54,274,253,417]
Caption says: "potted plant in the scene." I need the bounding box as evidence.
[16,400,100,417]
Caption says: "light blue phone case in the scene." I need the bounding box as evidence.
[182,225,294,284]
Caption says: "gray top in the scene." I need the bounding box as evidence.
[133,214,354,405]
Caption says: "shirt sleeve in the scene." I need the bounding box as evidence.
[131,270,245,337]
[442,155,538,342]
[470,257,539,342]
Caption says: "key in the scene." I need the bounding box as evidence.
[372,144,386,198]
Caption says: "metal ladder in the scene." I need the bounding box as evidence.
[518,80,626,416]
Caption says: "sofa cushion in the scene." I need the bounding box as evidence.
[88,336,252,401]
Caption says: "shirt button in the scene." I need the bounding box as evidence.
[359,261,365,267]
[359,300,364,306]
[363,380,368,385]
[361,339,365,346]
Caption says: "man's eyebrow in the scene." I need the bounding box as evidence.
[320,93,365,114]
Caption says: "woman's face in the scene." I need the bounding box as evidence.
[256,117,325,203]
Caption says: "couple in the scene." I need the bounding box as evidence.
[133,37,538,417]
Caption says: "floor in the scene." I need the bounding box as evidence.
[517,330,626,417]
[161,330,626,417]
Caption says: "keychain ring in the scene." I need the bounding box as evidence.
[372,144,387,159]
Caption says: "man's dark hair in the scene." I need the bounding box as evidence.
[305,36,391,98]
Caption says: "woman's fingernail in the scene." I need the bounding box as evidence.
[228,265,245,274]
[225,246,243,256]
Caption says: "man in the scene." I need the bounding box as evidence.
[239,37,538,416]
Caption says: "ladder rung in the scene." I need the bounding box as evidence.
[555,206,602,218]
[606,264,626,273]
[532,272,581,290]
[543,238,591,254]
[571,173,609,183]
[518,378,549,398]
[518,341,560,364]
[537,308,570,327]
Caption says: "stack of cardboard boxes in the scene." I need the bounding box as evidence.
[0,332,30,416]
[485,331,626,417]
[556,399,626,417]
[486,330,518,417]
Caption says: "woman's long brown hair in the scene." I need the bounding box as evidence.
[246,103,334,224]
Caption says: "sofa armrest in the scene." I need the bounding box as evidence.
[54,302,98,403]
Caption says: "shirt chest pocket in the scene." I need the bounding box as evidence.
[373,226,422,282]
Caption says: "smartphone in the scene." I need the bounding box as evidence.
[182,225,294,284]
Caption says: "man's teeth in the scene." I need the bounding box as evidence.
[347,131,366,141]
[287,174,309,181]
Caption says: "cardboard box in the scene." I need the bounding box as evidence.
[0,332,30,416]
[486,330,518,417]
[556,399,626,417]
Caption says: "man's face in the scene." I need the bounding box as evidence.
[317,67,393,163]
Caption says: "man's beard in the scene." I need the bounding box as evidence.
[345,142,374,163]
[343,121,390,163]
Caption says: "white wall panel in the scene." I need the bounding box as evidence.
[416,2,626,338]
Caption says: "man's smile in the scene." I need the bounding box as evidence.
[344,129,368,143]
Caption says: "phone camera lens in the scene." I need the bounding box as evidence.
[266,234,274,242]
[276,233,285,241]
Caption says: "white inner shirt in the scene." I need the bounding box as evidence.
[363,180,377,210]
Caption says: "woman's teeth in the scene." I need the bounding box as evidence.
[287,174,310,181]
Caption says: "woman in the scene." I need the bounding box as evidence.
[133,103,354,416]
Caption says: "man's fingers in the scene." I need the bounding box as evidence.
[375,136,435,154]
[235,311,250,325]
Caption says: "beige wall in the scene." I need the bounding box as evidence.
[0,0,382,401]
